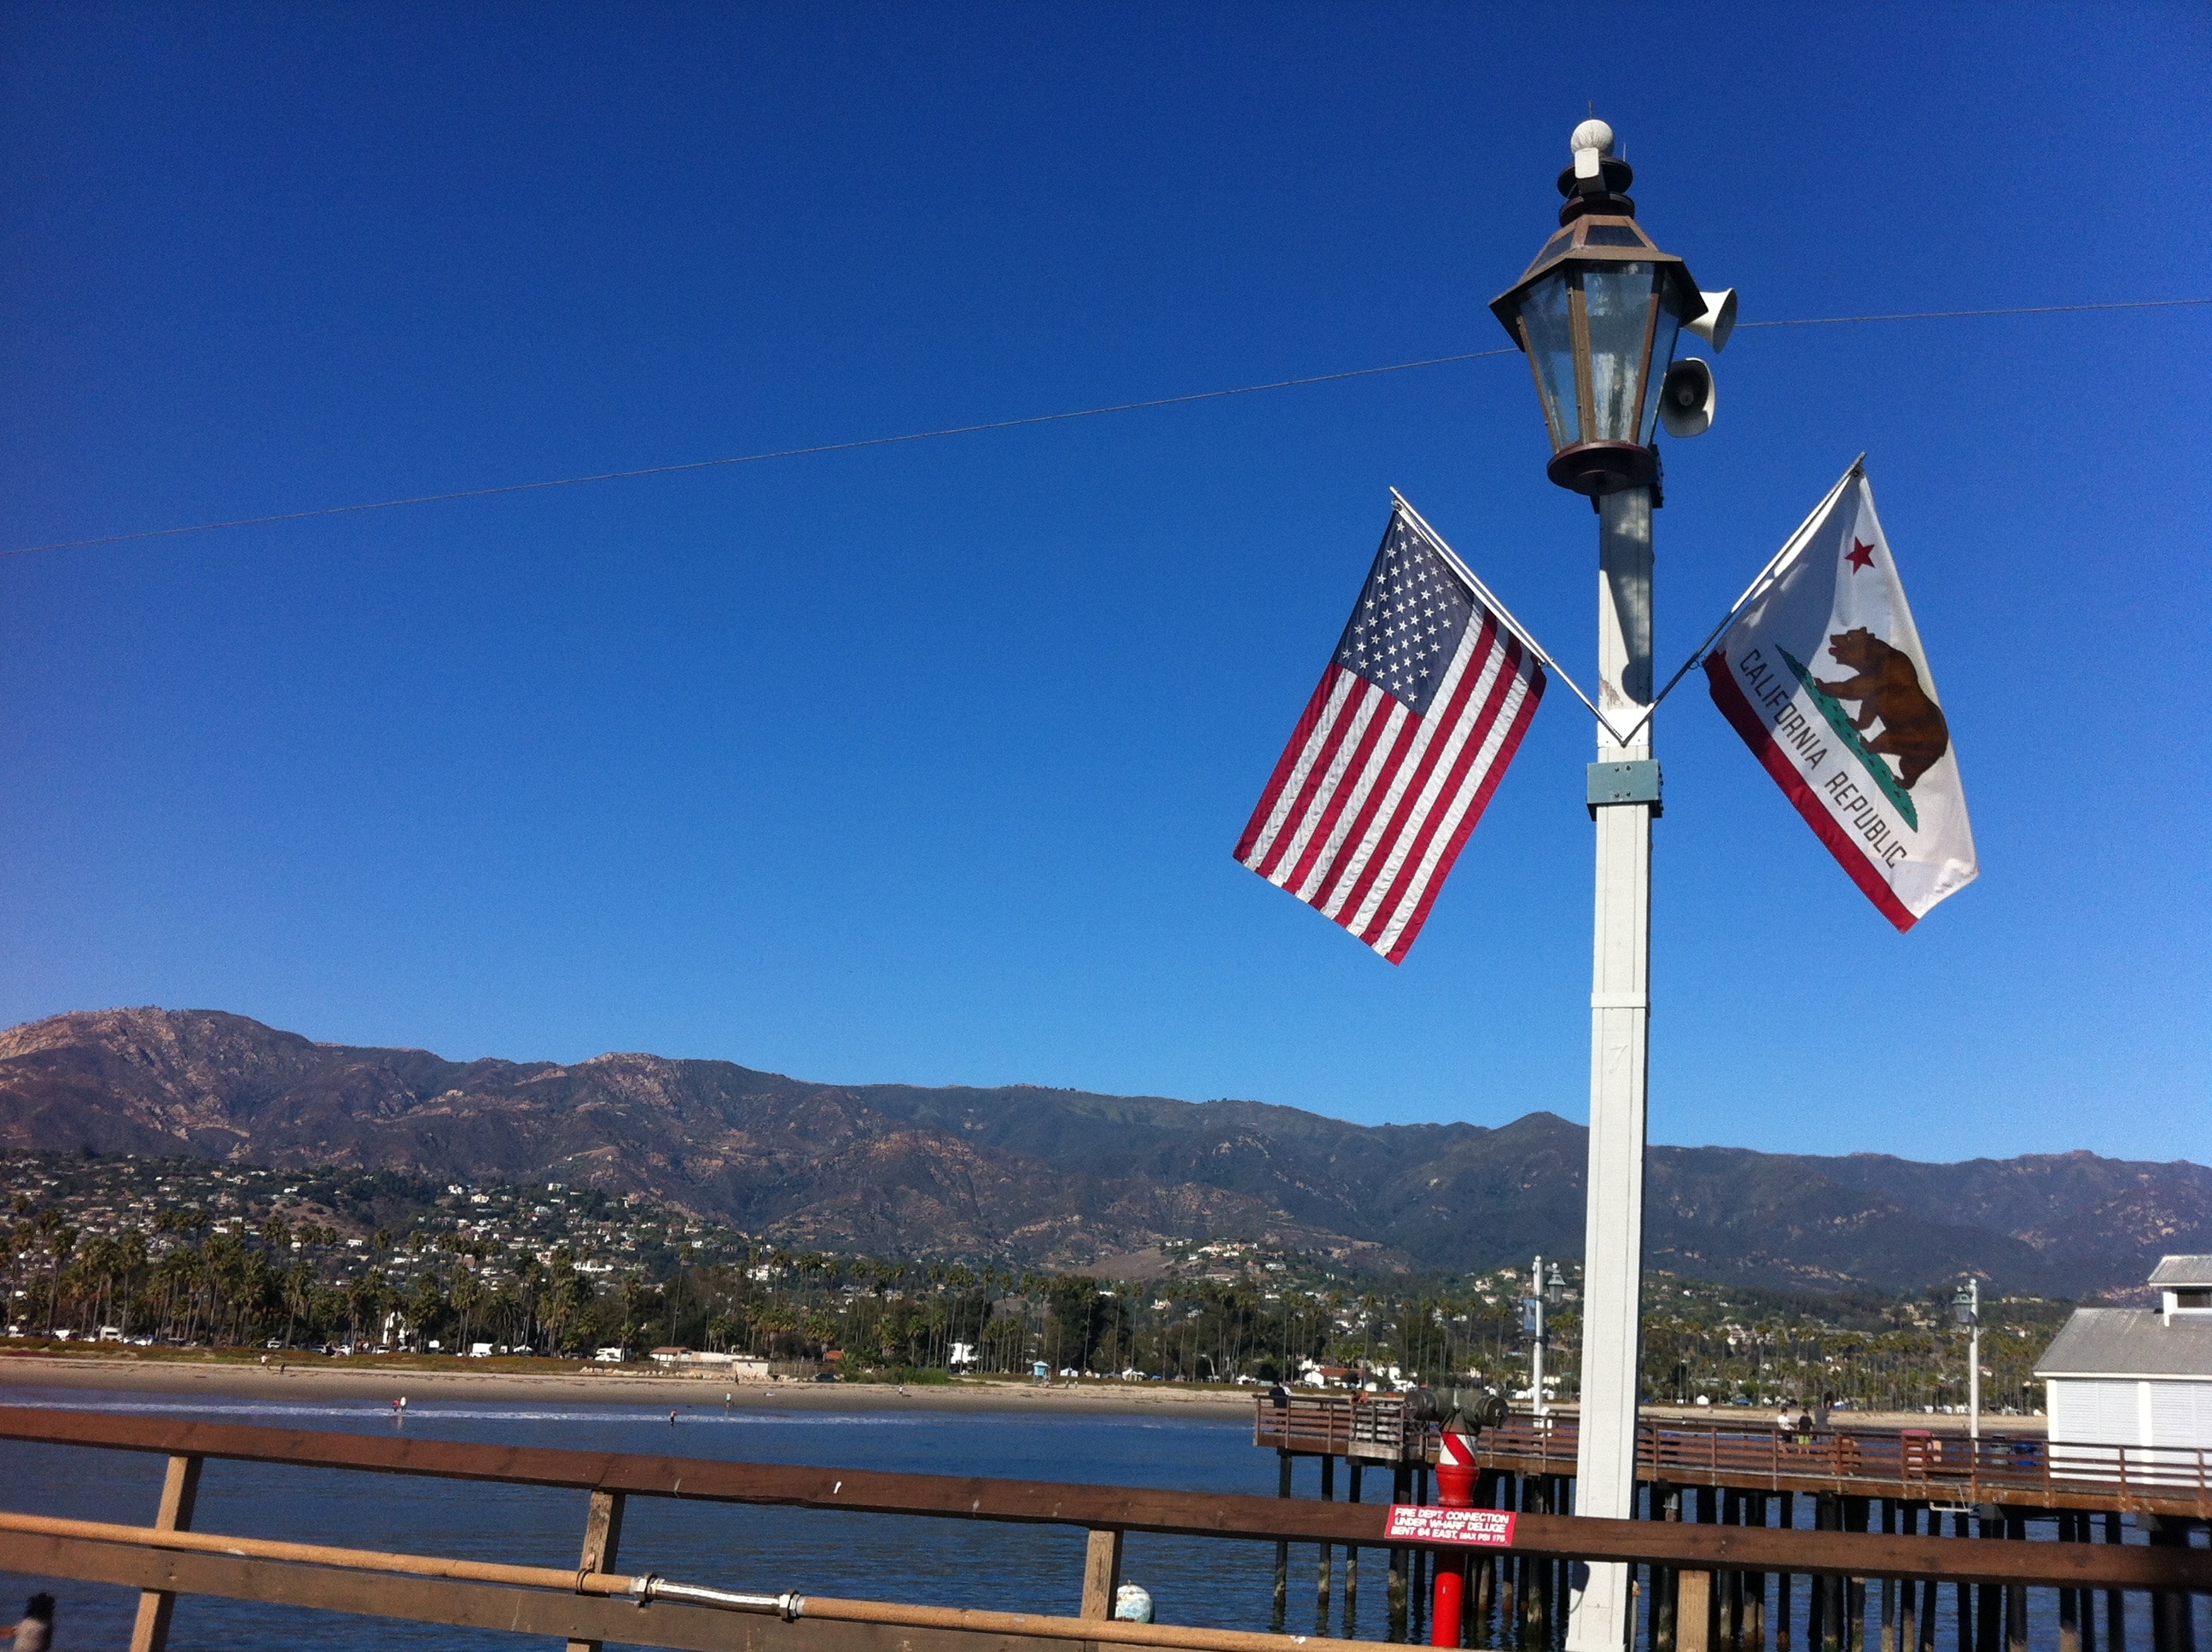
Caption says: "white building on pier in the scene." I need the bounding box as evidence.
[2034,1254,2212,1449]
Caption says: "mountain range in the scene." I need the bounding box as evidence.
[0,1007,2202,1299]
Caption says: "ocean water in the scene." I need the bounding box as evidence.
[0,1387,2200,1651]
[0,1386,1311,1650]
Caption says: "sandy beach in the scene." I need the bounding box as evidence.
[0,1351,1256,1416]
[0,1352,2037,1434]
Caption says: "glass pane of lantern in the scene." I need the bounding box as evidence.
[1638,301,1685,444]
[1516,271,1580,450]
[1582,262,1658,443]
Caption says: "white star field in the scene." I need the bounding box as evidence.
[1334,516,1476,715]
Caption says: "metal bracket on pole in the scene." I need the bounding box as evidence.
[1586,759,1661,819]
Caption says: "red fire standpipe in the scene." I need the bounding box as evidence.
[1429,1420,1479,1647]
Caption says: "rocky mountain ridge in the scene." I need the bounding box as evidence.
[1,1007,2201,1297]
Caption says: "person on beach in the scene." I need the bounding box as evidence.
[12,1591,53,1652]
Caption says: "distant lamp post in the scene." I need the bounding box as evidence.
[1492,119,1734,1652]
[1521,1255,1567,1417]
[1953,1278,1982,1442]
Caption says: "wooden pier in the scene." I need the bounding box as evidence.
[1255,1397,2212,1520]
[1254,1395,2207,1652]
[0,1406,2200,1652]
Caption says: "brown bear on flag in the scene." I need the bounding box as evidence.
[1705,463,1977,931]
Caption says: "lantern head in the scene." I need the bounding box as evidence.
[1489,122,1707,496]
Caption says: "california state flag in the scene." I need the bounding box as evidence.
[1704,464,1977,930]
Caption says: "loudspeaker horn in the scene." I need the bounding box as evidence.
[1686,288,1737,352]
[1658,357,1715,439]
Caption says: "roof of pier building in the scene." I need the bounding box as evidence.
[2035,1310,2212,1379]
[2034,1254,2212,1382]
[2145,1254,2212,1288]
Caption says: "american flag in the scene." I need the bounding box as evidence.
[1234,504,1545,963]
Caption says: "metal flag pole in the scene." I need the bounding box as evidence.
[1968,1277,1982,1444]
[1527,1254,1548,1419]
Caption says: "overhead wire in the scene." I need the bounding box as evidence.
[0,350,1518,561]
[3,296,2205,563]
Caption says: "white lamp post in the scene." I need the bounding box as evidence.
[1953,1279,1982,1443]
[1523,1256,1563,1418]
[1488,119,1728,1652]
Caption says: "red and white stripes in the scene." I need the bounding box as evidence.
[1236,610,1544,963]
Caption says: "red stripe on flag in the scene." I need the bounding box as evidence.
[1303,614,1499,910]
[1705,651,1917,933]
[1349,632,1526,949]
[1381,660,1543,963]
[1297,701,1423,907]
[1283,681,1398,898]
[1245,675,1366,877]
[1255,678,1384,881]
[1334,621,1510,937]
[1233,666,1342,864]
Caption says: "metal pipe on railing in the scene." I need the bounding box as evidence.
[628,1577,798,1614]
[0,1509,641,1596]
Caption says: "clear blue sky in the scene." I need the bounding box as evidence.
[2,7,2205,1165]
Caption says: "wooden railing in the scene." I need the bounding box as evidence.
[1256,1393,1426,1461]
[1255,1399,2212,1518]
[0,1408,2201,1652]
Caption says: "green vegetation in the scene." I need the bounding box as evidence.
[1,1151,2062,1409]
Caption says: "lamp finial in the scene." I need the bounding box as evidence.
[1570,119,1615,180]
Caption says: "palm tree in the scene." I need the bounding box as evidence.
[114,1228,148,1335]
[281,1259,312,1348]
[154,1247,200,1342]
[38,1214,77,1335]
[408,1274,445,1351]
[450,1265,483,1350]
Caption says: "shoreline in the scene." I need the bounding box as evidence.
[0,1353,2040,1434]
[0,1352,1255,1416]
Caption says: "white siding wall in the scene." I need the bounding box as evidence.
[2145,1379,2212,1449]
[2048,1377,2142,1445]
[2049,1376,2212,1448]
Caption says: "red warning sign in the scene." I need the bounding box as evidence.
[1382,1506,1517,1547]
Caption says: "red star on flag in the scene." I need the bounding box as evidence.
[1846,538,1876,573]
